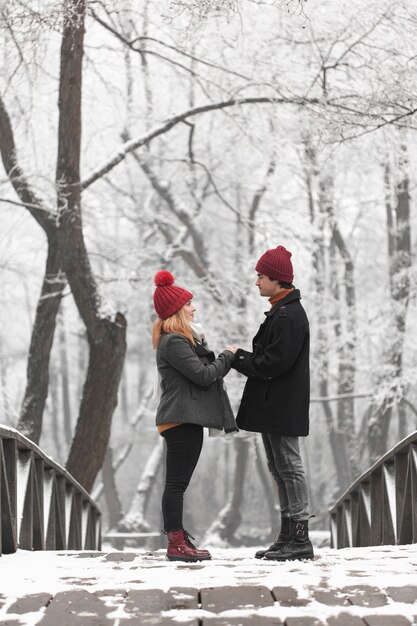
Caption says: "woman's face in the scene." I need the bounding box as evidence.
[183,300,196,322]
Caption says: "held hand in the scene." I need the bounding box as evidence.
[226,344,238,354]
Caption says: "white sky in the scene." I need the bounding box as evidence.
[0,543,416,624]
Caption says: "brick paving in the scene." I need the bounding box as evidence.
[0,545,417,624]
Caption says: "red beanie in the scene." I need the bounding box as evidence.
[153,270,193,320]
[255,245,294,283]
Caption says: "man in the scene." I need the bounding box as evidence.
[232,245,313,561]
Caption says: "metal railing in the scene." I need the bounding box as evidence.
[0,425,101,555]
[330,430,417,548]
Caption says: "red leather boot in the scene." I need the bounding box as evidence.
[183,530,211,558]
[166,529,212,562]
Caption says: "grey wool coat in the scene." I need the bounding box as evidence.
[156,332,238,433]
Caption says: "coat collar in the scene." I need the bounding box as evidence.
[264,289,301,318]
[194,339,214,357]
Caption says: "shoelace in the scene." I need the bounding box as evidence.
[163,528,196,546]
[183,530,196,547]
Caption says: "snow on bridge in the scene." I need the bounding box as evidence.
[0,542,416,625]
[2,429,417,624]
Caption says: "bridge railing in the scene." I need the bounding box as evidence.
[330,430,417,548]
[0,425,101,556]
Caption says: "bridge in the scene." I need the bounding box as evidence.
[1,426,417,625]
[0,425,101,555]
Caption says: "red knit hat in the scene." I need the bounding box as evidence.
[153,270,193,320]
[255,245,294,283]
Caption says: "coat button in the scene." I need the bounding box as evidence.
[239,355,245,360]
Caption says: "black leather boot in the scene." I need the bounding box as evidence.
[264,518,314,561]
[254,517,291,559]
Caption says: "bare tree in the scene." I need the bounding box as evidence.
[117,438,164,533]
[303,136,354,494]
[368,133,412,461]
[0,1,127,491]
[0,95,65,444]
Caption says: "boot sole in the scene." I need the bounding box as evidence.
[264,554,314,562]
[166,555,212,562]
[255,551,279,559]
[255,546,286,559]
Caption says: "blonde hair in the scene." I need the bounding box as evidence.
[152,306,195,349]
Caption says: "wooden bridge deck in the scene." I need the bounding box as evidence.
[0,544,416,625]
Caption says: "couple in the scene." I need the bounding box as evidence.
[152,245,313,563]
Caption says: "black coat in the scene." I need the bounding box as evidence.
[156,333,237,433]
[232,289,310,436]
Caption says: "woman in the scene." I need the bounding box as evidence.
[152,270,237,562]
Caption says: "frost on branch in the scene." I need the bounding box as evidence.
[168,0,307,21]
[0,1,83,31]
[169,0,238,20]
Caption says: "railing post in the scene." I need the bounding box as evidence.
[0,426,101,554]
[381,462,396,544]
[329,431,417,549]
[370,466,383,545]
[395,449,409,544]
[350,491,359,547]
[57,474,67,550]
[34,457,45,550]
[411,444,417,543]
[18,449,34,550]
[0,438,18,555]
[357,482,371,547]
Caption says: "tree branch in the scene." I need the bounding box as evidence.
[0,197,49,211]
[81,95,318,190]
[90,9,252,81]
[0,94,55,235]
[310,392,370,403]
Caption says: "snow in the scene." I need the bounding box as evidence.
[0,543,417,624]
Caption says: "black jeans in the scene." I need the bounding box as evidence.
[262,433,310,521]
[161,423,204,532]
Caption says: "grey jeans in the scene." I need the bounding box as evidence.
[262,433,310,521]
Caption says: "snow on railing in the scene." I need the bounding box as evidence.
[329,430,417,548]
[0,425,101,556]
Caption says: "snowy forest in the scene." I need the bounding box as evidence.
[0,0,416,546]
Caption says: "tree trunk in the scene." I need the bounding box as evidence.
[0,94,65,444]
[393,142,411,440]
[101,446,124,530]
[65,314,126,491]
[117,438,164,532]
[58,307,72,446]
[131,149,224,303]
[304,138,351,494]
[92,385,154,501]
[248,155,276,253]
[77,329,87,403]
[203,437,250,545]
[16,239,65,443]
[54,0,127,491]
[328,211,358,478]
[0,352,10,425]
[49,365,63,461]
[368,144,411,461]
[254,438,278,540]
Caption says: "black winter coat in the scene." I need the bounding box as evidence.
[156,333,238,433]
[232,289,310,436]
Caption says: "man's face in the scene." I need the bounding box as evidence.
[255,273,281,297]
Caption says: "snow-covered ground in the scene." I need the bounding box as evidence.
[0,542,417,624]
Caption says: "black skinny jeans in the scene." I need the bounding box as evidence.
[161,423,204,532]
